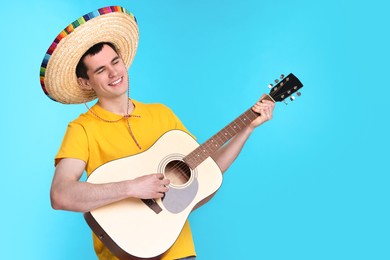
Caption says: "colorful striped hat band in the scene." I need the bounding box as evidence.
[39,6,139,104]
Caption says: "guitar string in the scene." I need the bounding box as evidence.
[161,84,300,186]
[165,87,290,185]
[155,91,290,193]
[165,94,268,179]
[165,80,299,182]
[160,89,290,184]
[165,110,251,182]
[165,107,257,184]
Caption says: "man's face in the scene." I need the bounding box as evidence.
[79,44,129,100]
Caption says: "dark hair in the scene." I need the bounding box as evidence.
[76,42,118,79]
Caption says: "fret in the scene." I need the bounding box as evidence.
[218,128,230,142]
[227,123,240,135]
[212,135,223,148]
[228,123,237,134]
[242,113,251,124]
[184,108,258,169]
[233,119,244,131]
[183,75,303,170]
[237,116,246,127]
[215,133,226,144]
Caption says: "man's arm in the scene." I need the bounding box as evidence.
[211,95,275,173]
[50,158,170,212]
[193,96,275,209]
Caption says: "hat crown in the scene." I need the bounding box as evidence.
[39,6,139,104]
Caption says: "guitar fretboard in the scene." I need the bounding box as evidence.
[184,108,259,169]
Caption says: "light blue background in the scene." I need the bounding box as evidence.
[2,0,389,259]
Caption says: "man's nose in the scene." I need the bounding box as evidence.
[108,66,118,77]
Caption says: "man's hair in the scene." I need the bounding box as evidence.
[76,42,118,79]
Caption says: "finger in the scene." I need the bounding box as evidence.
[265,102,275,111]
[264,108,273,119]
[161,178,170,185]
[260,109,268,118]
[253,103,268,113]
[252,102,263,110]
[260,101,274,109]
[255,100,273,108]
[259,104,274,115]
[154,173,164,180]
[260,99,274,105]
[160,185,169,192]
[153,192,165,199]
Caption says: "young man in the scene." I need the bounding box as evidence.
[40,6,275,260]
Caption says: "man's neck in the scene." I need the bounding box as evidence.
[97,95,134,116]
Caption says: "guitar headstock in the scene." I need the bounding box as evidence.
[268,73,303,104]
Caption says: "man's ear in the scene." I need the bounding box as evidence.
[77,77,93,91]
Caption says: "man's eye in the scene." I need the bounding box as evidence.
[97,69,104,74]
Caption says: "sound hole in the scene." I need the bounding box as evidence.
[164,160,191,186]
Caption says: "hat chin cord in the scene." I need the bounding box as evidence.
[83,88,142,150]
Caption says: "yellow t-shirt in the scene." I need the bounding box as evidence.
[55,99,196,260]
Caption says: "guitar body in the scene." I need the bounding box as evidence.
[85,129,223,259]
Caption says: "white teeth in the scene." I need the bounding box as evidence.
[110,77,122,86]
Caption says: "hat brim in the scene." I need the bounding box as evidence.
[40,6,139,104]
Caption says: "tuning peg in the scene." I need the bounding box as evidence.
[274,79,279,84]
[283,100,288,105]
[290,96,295,101]
[297,91,301,97]
[268,83,273,89]
[280,74,285,79]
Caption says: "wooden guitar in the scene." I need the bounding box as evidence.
[84,73,303,259]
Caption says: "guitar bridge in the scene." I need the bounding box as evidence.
[141,199,162,214]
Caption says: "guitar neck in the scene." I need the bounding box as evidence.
[184,95,273,169]
[183,71,304,170]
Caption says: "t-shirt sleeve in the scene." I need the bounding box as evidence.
[163,105,196,139]
[54,122,89,166]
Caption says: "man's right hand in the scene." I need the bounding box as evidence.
[128,173,170,199]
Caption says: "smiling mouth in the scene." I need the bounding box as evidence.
[109,77,123,86]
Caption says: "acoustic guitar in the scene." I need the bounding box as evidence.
[84,73,303,259]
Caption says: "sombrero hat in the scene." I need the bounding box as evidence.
[39,6,139,104]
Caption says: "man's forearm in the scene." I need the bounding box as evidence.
[211,126,254,173]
